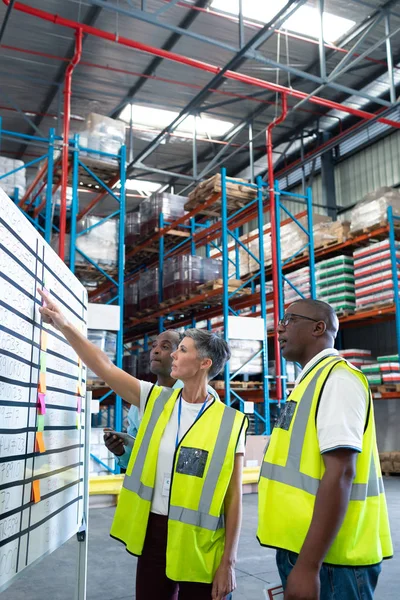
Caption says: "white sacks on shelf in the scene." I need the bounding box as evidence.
[350,187,400,235]
[51,216,119,268]
[0,155,26,198]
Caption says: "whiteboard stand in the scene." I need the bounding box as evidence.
[75,391,92,600]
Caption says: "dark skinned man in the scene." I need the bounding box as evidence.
[257,299,392,600]
[104,331,181,468]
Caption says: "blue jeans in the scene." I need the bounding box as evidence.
[276,550,382,600]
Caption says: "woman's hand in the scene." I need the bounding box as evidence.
[212,561,236,600]
[38,288,69,332]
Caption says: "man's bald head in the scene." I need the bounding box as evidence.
[278,299,339,367]
[290,299,339,340]
[150,330,181,379]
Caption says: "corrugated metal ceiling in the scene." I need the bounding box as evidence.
[0,0,399,188]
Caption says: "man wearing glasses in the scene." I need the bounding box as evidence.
[257,299,392,600]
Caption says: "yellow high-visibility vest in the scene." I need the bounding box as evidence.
[111,386,247,582]
[257,355,393,566]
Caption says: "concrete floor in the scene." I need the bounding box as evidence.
[3,478,399,599]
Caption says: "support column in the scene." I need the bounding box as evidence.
[320,133,337,220]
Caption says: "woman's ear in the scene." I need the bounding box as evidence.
[201,357,212,372]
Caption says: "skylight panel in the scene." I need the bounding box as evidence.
[210,0,355,42]
[119,104,234,137]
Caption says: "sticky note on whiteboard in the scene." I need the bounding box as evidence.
[39,372,46,394]
[77,396,82,414]
[76,414,81,430]
[31,480,41,503]
[41,330,48,351]
[35,432,46,453]
[40,352,47,372]
[37,414,45,432]
[38,392,46,415]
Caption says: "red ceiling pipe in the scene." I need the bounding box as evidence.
[267,93,288,404]
[3,1,400,130]
[59,28,82,261]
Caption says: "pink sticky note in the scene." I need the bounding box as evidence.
[77,396,82,414]
[38,392,46,415]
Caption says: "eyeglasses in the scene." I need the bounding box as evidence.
[279,313,321,328]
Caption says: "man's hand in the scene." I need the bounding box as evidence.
[212,561,236,600]
[284,564,320,600]
[103,430,125,457]
[38,288,68,332]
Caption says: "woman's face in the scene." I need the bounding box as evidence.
[170,337,211,381]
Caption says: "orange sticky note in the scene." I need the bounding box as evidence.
[77,382,83,397]
[39,372,46,394]
[31,480,41,503]
[35,432,46,453]
[41,331,48,352]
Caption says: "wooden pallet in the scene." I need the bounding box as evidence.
[87,379,109,389]
[336,309,355,318]
[355,301,394,313]
[185,174,255,213]
[349,220,400,238]
[380,452,400,476]
[212,380,262,390]
[196,278,251,295]
[377,384,400,393]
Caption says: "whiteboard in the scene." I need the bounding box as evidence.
[0,187,88,593]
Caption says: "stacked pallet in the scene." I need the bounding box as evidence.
[185,174,256,214]
[284,266,310,306]
[339,349,373,370]
[313,220,351,249]
[377,354,400,387]
[316,255,355,314]
[349,187,400,236]
[360,363,382,386]
[353,239,400,311]
[379,452,400,475]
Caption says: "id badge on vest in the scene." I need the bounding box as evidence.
[162,473,171,496]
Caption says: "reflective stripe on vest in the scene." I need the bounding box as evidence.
[122,387,173,500]
[122,388,242,532]
[260,358,384,501]
[169,402,238,531]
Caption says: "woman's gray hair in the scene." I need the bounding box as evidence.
[183,329,231,380]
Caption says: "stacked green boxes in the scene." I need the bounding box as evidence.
[360,363,382,386]
[316,255,355,313]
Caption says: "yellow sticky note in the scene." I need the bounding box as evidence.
[35,432,46,453]
[39,372,46,394]
[40,352,47,373]
[41,331,48,352]
[32,480,41,503]
[77,382,83,397]
[76,414,81,430]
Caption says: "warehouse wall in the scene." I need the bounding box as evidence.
[289,129,400,212]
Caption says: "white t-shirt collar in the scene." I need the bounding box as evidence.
[295,348,339,386]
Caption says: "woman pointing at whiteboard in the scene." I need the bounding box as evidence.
[38,289,247,600]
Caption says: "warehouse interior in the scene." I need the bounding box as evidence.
[1,0,400,598]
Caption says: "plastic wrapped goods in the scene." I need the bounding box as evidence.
[83,112,126,164]
[123,354,137,378]
[163,256,222,302]
[350,187,400,234]
[125,211,141,246]
[52,216,118,267]
[140,193,187,238]
[0,156,26,198]
[139,267,159,311]
[229,340,263,375]
[86,330,116,380]
[125,281,139,318]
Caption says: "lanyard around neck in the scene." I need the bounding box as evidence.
[175,392,209,449]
